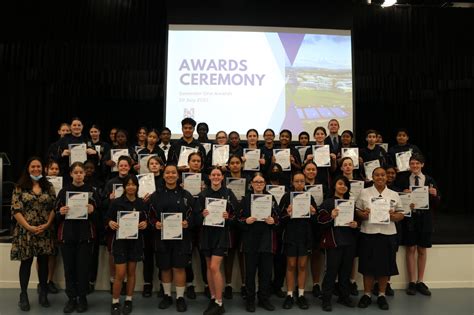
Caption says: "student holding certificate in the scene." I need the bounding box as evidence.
[223,155,249,299]
[355,167,404,311]
[238,173,279,312]
[107,175,148,315]
[87,124,111,183]
[228,131,244,158]
[387,128,423,187]
[317,176,358,311]
[11,157,57,311]
[359,130,388,183]
[148,164,196,312]
[136,128,166,174]
[335,130,357,164]
[400,154,440,297]
[302,161,327,298]
[274,129,302,186]
[279,172,317,310]
[260,129,276,176]
[102,155,134,293]
[104,129,138,180]
[206,131,229,172]
[55,162,98,313]
[195,167,239,315]
[242,129,266,175]
[303,127,337,192]
[169,118,206,172]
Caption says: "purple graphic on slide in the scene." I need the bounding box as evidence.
[278,33,305,65]
[281,102,304,134]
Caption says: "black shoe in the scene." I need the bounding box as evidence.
[205,299,215,313]
[39,292,50,307]
[63,298,77,313]
[377,295,389,310]
[333,282,340,297]
[296,295,309,310]
[204,286,211,299]
[282,295,294,309]
[121,281,127,296]
[322,297,332,312]
[176,297,187,312]
[372,282,380,295]
[416,282,432,296]
[76,296,88,313]
[241,286,248,300]
[406,282,417,295]
[204,302,225,315]
[18,292,30,311]
[186,285,197,299]
[159,295,173,309]
[48,281,59,294]
[246,300,256,312]
[273,287,286,298]
[223,286,233,299]
[385,283,394,296]
[258,299,275,311]
[111,302,121,315]
[358,295,372,308]
[123,300,133,315]
[157,283,164,298]
[312,284,321,298]
[142,283,153,298]
[88,282,95,294]
[350,282,359,296]
[337,296,355,308]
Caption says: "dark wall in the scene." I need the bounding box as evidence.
[1,0,473,217]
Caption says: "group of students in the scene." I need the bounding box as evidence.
[10,116,440,314]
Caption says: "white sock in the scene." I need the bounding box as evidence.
[110,277,115,283]
[186,282,193,287]
[298,289,305,297]
[313,282,319,286]
[112,298,119,304]
[216,299,222,306]
[287,291,293,297]
[125,296,132,301]
[163,282,172,296]
[176,286,185,298]
[350,279,356,283]
[379,292,385,297]
[211,295,216,300]
[364,293,371,298]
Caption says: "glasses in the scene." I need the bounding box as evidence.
[252,181,265,184]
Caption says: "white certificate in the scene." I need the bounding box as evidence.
[305,184,324,206]
[410,185,429,210]
[161,213,183,240]
[182,173,202,196]
[273,149,291,171]
[139,154,157,174]
[396,150,412,172]
[47,176,63,197]
[137,173,156,198]
[178,146,198,167]
[398,192,412,217]
[312,145,330,167]
[364,160,381,181]
[204,198,227,227]
[66,191,88,220]
[202,143,212,156]
[290,192,311,219]
[111,149,129,172]
[116,211,139,239]
[266,185,285,204]
[334,199,355,227]
[212,144,229,166]
[251,194,272,221]
[369,197,390,224]
[113,184,123,199]
[376,143,388,152]
[226,178,246,201]
[349,180,364,201]
[69,143,87,166]
[243,148,260,171]
[295,146,310,164]
[341,147,359,169]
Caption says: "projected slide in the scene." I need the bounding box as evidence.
[166,25,352,138]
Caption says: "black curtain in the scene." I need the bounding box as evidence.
[1,1,472,221]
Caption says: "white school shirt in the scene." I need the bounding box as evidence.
[355,185,402,235]
[409,173,426,187]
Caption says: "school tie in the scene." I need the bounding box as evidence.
[415,175,420,186]
[333,137,338,149]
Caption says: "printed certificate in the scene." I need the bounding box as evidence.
[182,173,202,196]
[250,194,272,221]
[161,213,183,240]
[312,145,330,167]
[111,149,129,172]
[66,191,88,220]
[226,178,246,201]
[178,146,198,167]
[47,176,62,197]
[139,154,157,174]
[273,149,291,171]
[364,160,381,181]
[396,151,412,172]
[204,198,227,227]
[369,197,390,224]
[305,184,324,206]
[69,143,87,166]
[290,192,311,219]
[410,185,429,210]
[334,199,355,227]
[117,211,139,239]
[243,148,260,171]
[341,147,359,169]
[266,185,285,204]
[137,173,156,198]
[212,144,229,166]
